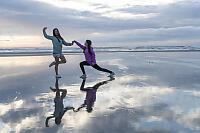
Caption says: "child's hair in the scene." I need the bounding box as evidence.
[53,28,63,42]
[86,40,92,55]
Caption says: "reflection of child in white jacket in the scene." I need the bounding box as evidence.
[45,79,74,127]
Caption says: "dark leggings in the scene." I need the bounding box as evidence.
[80,61,112,74]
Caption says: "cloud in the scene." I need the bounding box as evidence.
[0,0,200,47]
[118,5,160,14]
[90,26,200,44]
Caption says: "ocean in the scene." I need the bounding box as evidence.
[0,45,200,56]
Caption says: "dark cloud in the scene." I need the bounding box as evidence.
[161,1,200,19]
[92,26,200,44]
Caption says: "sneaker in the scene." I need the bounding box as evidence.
[49,61,56,67]
[80,74,87,79]
[56,74,61,78]
[108,72,115,78]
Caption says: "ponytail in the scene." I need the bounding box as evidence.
[86,40,92,55]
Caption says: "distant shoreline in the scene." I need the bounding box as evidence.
[0,50,200,57]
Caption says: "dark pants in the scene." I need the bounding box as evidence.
[80,61,112,74]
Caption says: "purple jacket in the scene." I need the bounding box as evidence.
[75,41,96,65]
[84,89,97,106]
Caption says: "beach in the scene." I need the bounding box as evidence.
[0,51,200,133]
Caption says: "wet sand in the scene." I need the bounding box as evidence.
[0,52,200,133]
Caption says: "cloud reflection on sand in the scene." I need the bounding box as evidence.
[177,108,200,130]
[0,100,24,115]
[0,53,200,132]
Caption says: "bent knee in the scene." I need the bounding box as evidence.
[80,62,83,66]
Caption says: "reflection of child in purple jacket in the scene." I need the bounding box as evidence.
[74,78,115,113]
[73,40,115,79]
[82,89,97,113]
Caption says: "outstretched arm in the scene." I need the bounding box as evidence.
[62,40,73,46]
[74,40,86,50]
[43,27,53,40]
[73,102,86,112]
[64,106,74,113]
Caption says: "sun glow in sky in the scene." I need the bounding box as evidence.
[0,0,200,47]
[35,0,177,9]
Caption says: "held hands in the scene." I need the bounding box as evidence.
[72,40,76,45]
[72,41,74,45]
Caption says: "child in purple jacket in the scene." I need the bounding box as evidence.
[73,40,115,79]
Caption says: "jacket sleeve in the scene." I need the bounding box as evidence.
[62,40,72,46]
[75,41,86,50]
[43,29,53,40]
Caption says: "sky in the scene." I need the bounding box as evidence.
[0,0,200,47]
